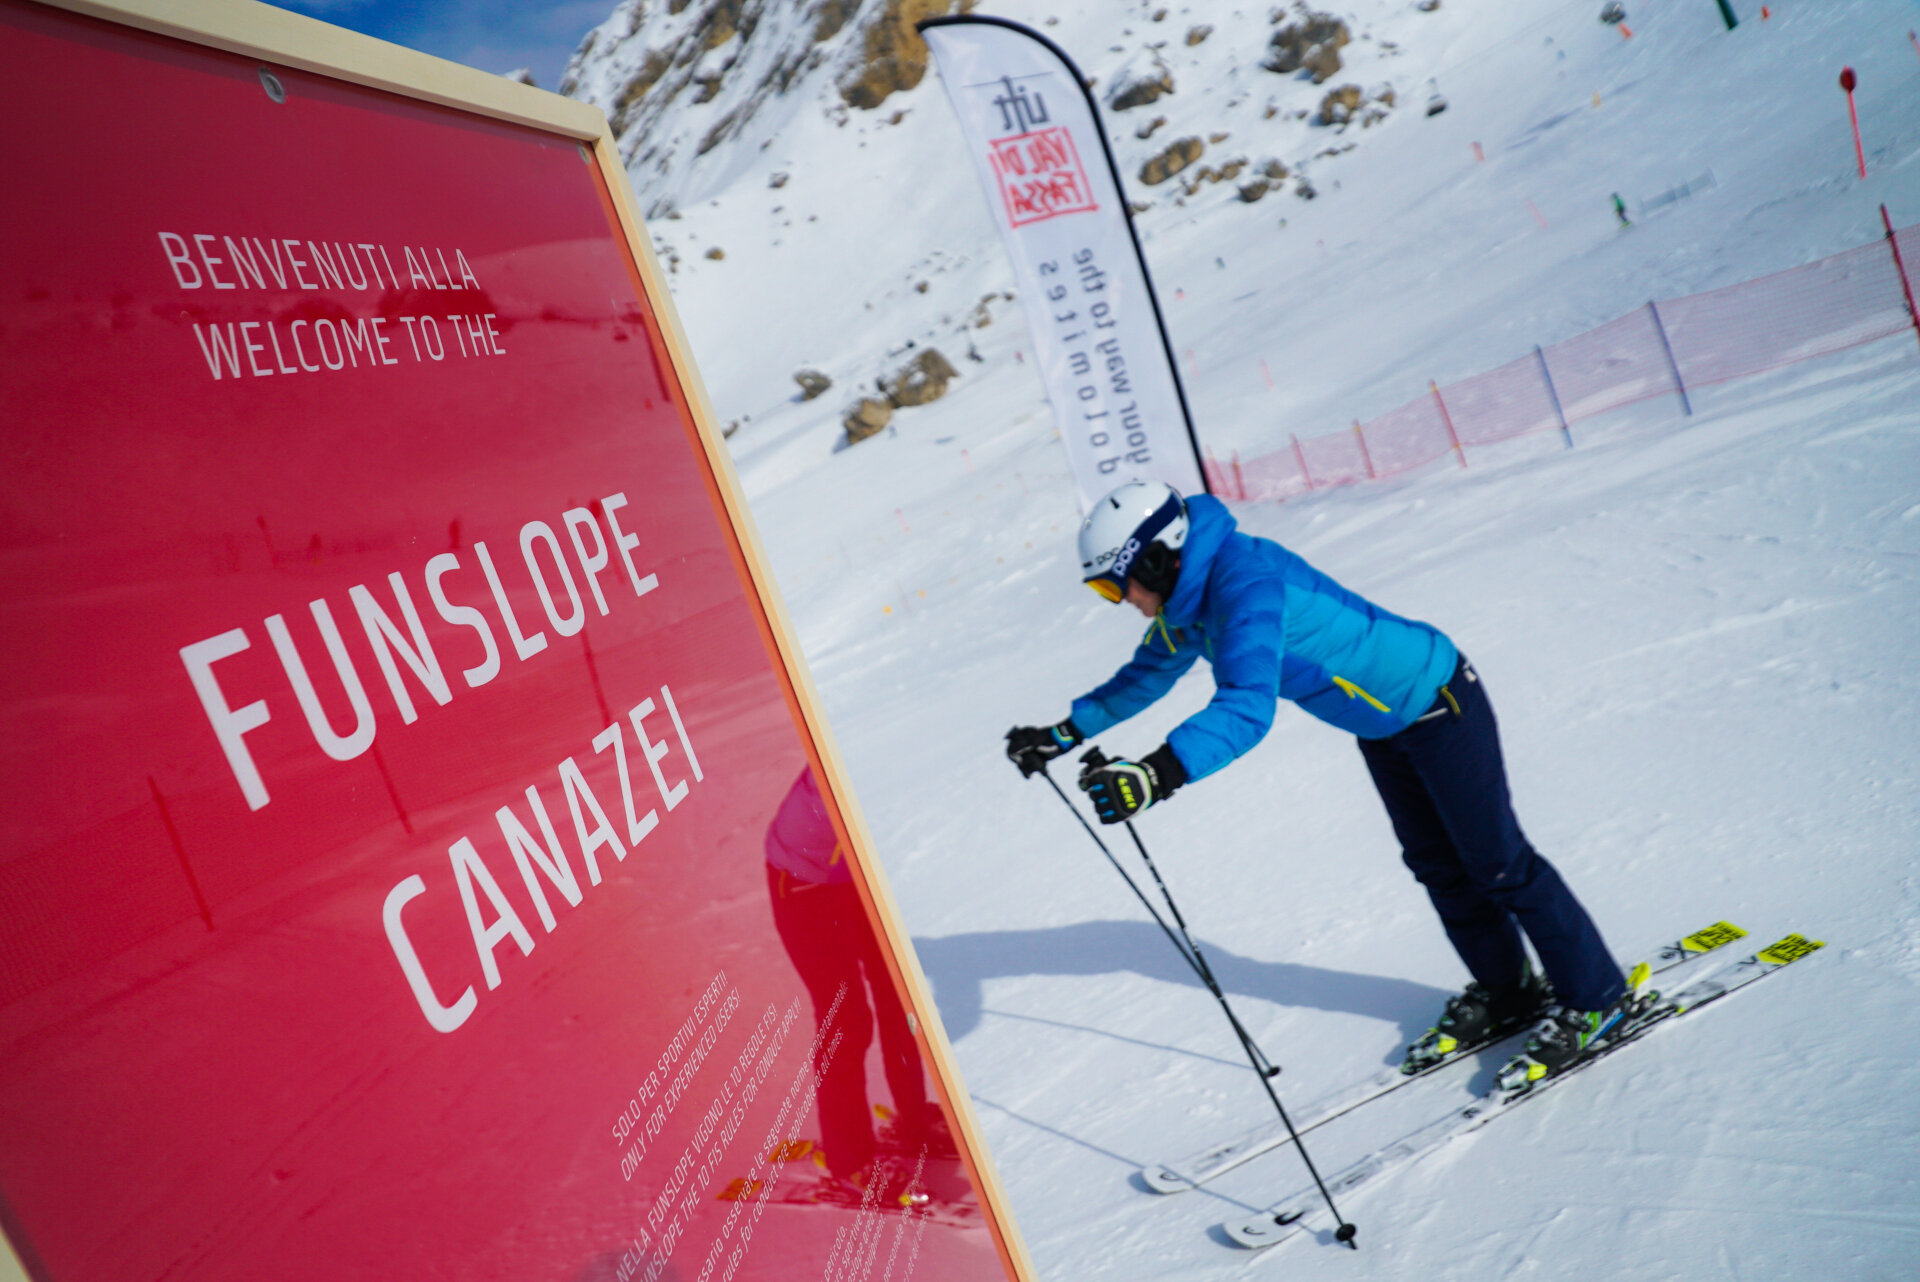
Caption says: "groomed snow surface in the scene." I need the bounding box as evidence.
[620,0,1920,1275]
[757,325,1920,1281]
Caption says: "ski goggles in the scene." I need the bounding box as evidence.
[1086,575,1126,603]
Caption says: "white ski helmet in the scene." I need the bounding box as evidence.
[1078,481,1189,602]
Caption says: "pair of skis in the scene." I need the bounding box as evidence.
[1194,923,1823,1249]
[1143,920,1751,1196]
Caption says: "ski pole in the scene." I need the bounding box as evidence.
[1115,803,1358,1248]
[1061,753,1284,1079]
[1046,749,1358,1248]
[1036,761,1281,1081]
[1033,764,1213,986]
[1040,755,1279,1076]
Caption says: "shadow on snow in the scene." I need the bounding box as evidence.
[913,918,1451,1051]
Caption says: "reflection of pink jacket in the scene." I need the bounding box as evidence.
[764,769,851,887]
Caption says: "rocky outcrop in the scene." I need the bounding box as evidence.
[609,48,674,127]
[814,0,859,40]
[969,292,1012,328]
[1265,11,1350,84]
[1318,84,1363,125]
[841,346,960,446]
[879,347,957,407]
[562,0,969,217]
[1182,157,1247,196]
[1140,137,1203,186]
[794,369,832,399]
[1319,83,1394,127]
[844,396,893,442]
[1108,55,1174,111]
[838,0,968,110]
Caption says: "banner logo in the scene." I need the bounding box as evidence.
[989,127,1097,226]
[985,77,1096,227]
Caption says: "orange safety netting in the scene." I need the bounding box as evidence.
[1206,220,1920,502]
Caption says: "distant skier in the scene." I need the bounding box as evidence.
[1612,192,1631,227]
[1006,482,1648,1080]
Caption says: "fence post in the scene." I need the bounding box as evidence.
[1352,420,1376,479]
[1429,381,1467,468]
[1882,204,1920,354]
[1230,450,1248,501]
[1290,434,1315,491]
[1647,299,1693,417]
[1534,344,1574,448]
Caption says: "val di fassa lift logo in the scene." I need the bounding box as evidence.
[980,75,1099,227]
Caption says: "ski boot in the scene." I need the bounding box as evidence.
[1496,962,1659,1094]
[1401,964,1552,1075]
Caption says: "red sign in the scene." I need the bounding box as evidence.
[0,3,1017,1279]
[988,126,1099,226]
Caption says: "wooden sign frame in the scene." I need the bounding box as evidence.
[1,2,1034,1278]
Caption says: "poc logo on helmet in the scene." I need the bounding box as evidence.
[1087,536,1138,573]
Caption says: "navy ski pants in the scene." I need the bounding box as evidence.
[1357,657,1626,1012]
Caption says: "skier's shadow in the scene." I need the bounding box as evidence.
[913,919,1449,1053]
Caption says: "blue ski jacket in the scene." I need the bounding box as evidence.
[1069,495,1458,782]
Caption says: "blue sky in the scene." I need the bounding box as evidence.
[265,0,610,91]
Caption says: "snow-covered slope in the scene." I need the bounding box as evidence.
[572,0,1918,468]
[567,0,1920,1275]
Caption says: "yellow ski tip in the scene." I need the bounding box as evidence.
[1681,921,1748,953]
[1756,934,1824,966]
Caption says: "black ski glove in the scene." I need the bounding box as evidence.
[1005,720,1082,777]
[1078,744,1186,824]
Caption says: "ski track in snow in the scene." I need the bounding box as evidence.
[586,0,1920,1273]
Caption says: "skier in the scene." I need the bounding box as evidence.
[1005,481,1647,1079]
[1612,192,1631,228]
